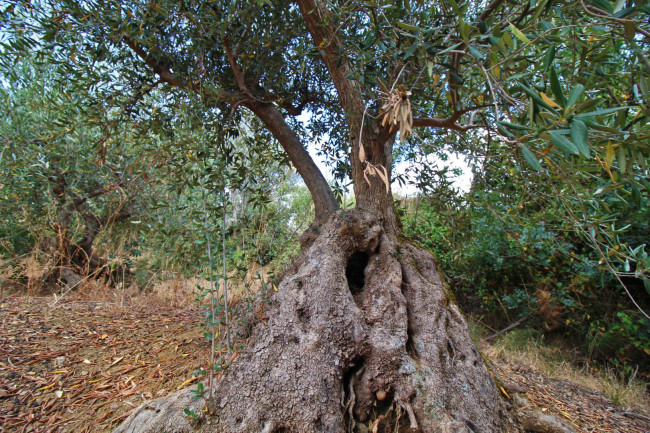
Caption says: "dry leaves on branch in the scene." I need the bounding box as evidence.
[380,84,413,140]
[363,163,390,193]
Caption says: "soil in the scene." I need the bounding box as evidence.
[0,295,648,433]
[0,296,212,433]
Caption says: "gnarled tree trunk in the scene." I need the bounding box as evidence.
[48,169,134,289]
[115,2,518,427]
[116,204,518,432]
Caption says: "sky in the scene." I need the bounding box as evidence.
[306,141,473,197]
[298,109,473,197]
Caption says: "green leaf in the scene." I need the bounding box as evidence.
[566,84,584,109]
[436,42,463,56]
[469,46,484,59]
[540,21,554,31]
[639,75,649,97]
[503,32,514,49]
[497,124,515,138]
[614,6,636,18]
[497,37,507,53]
[577,97,604,113]
[613,0,625,13]
[574,106,630,119]
[459,19,471,42]
[617,145,626,174]
[548,67,566,107]
[543,45,556,71]
[519,83,556,111]
[521,144,543,171]
[570,119,590,158]
[509,22,531,44]
[590,0,613,13]
[606,142,615,168]
[549,131,579,155]
[403,41,420,59]
[631,184,642,207]
[497,120,533,131]
[396,21,420,33]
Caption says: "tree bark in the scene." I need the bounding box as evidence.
[115,4,519,431]
[248,101,338,224]
[46,170,135,286]
[116,205,518,433]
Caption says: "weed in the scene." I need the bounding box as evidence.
[190,382,205,401]
[183,408,200,424]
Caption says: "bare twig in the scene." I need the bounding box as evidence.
[480,313,532,343]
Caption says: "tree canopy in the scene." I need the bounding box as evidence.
[2,0,649,306]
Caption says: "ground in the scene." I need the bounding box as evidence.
[0,294,648,433]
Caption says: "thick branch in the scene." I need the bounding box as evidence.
[275,93,331,116]
[412,110,467,131]
[297,0,381,207]
[412,115,475,132]
[411,104,493,132]
[122,37,190,89]
[75,202,134,263]
[247,101,338,222]
[122,36,235,102]
[224,37,251,96]
[122,35,337,223]
[296,0,365,122]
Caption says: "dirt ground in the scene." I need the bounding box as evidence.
[1,295,649,433]
[0,296,212,432]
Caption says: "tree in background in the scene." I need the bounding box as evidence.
[0,59,152,289]
[2,0,649,431]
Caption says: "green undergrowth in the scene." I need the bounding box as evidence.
[399,192,650,379]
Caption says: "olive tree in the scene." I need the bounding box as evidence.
[2,0,648,431]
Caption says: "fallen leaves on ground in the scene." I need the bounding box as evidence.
[491,355,649,433]
[0,297,211,432]
[1,296,648,432]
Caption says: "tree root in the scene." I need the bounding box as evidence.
[514,394,576,433]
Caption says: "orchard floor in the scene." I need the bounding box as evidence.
[1,295,648,433]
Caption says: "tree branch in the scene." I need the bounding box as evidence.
[123,31,338,222]
[224,37,252,96]
[122,37,189,89]
[122,36,235,102]
[411,106,488,132]
[295,0,365,122]
[247,101,338,221]
[478,0,506,22]
[275,93,332,116]
[224,35,338,220]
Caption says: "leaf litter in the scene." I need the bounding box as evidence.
[0,297,212,432]
[0,296,648,432]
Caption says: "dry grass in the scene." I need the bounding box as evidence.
[20,252,53,294]
[148,263,272,308]
[476,325,649,411]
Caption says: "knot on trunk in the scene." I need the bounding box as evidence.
[336,210,382,253]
